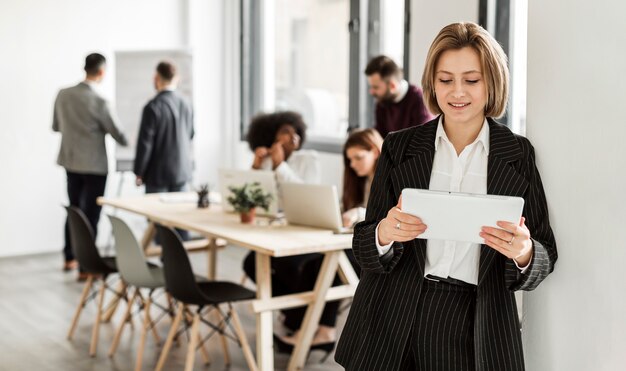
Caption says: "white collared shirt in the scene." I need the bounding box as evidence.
[82,79,99,89]
[377,118,489,285]
[375,118,530,283]
[423,118,489,285]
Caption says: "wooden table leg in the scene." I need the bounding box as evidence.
[207,237,218,280]
[287,251,340,371]
[255,253,274,371]
[337,250,359,286]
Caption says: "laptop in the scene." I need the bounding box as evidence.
[218,168,279,216]
[401,188,524,244]
[281,183,353,234]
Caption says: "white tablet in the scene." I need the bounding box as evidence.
[401,189,524,244]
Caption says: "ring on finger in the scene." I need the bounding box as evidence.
[395,222,401,230]
[507,235,515,245]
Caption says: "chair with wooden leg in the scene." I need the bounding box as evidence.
[107,215,177,370]
[65,206,124,357]
[154,225,258,371]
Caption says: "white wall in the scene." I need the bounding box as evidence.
[523,1,626,370]
[0,0,223,257]
[408,0,478,84]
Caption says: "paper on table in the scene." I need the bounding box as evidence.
[159,193,197,203]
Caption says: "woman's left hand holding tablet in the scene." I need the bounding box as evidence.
[480,217,533,266]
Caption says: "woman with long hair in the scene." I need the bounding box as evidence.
[341,128,384,227]
[273,128,383,354]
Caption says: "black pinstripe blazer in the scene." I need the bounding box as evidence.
[335,117,557,371]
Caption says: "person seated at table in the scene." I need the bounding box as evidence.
[249,110,320,183]
[242,111,326,342]
[272,128,383,352]
[341,128,384,228]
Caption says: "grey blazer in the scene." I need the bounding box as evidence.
[335,117,557,371]
[52,82,127,175]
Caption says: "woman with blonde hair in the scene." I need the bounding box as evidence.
[336,22,557,371]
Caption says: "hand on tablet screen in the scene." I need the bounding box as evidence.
[378,196,428,245]
[479,217,533,266]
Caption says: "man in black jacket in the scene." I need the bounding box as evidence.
[134,61,194,239]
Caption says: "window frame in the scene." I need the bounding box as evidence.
[240,0,402,153]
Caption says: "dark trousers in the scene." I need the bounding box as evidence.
[64,171,107,262]
[243,249,360,331]
[399,279,476,371]
[145,183,189,241]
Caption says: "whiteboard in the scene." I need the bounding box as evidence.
[114,50,193,171]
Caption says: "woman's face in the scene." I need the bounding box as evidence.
[346,146,379,177]
[275,124,301,158]
[434,47,487,127]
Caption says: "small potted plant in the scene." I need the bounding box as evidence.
[226,182,273,223]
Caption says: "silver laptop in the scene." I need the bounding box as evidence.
[218,168,279,216]
[281,183,352,234]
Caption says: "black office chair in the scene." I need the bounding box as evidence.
[154,225,258,371]
[65,206,126,357]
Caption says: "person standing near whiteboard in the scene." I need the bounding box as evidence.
[134,61,194,239]
[53,53,128,277]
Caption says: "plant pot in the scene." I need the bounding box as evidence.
[240,208,256,224]
[197,192,210,208]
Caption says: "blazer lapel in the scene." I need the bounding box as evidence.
[388,120,438,276]
[389,122,437,198]
[478,119,529,286]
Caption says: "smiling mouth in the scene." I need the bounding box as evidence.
[449,103,470,108]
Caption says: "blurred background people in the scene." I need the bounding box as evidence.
[52,52,127,278]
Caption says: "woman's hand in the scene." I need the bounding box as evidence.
[377,196,427,246]
[342,208,358,228]
[252,146,269,169]
[480,217,533,266]
[269,141,286,169]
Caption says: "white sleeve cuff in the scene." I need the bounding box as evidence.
[514,251,533,274]
[375,222,394,256]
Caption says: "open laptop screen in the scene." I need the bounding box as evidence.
[281,183,350,233]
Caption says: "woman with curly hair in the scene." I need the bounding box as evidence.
[246,110,319,183]
[274,128,383,353]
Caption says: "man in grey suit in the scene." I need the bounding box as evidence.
[53,53,128,274]
[134,61,194,239]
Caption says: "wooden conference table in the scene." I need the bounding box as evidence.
[98,193,359,371]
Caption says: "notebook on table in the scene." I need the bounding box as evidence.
[281,182,353,234]
[401,188,524,244]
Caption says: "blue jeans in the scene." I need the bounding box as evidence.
[145,183,190,241]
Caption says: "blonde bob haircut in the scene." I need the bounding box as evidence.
[421,22,509,118]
